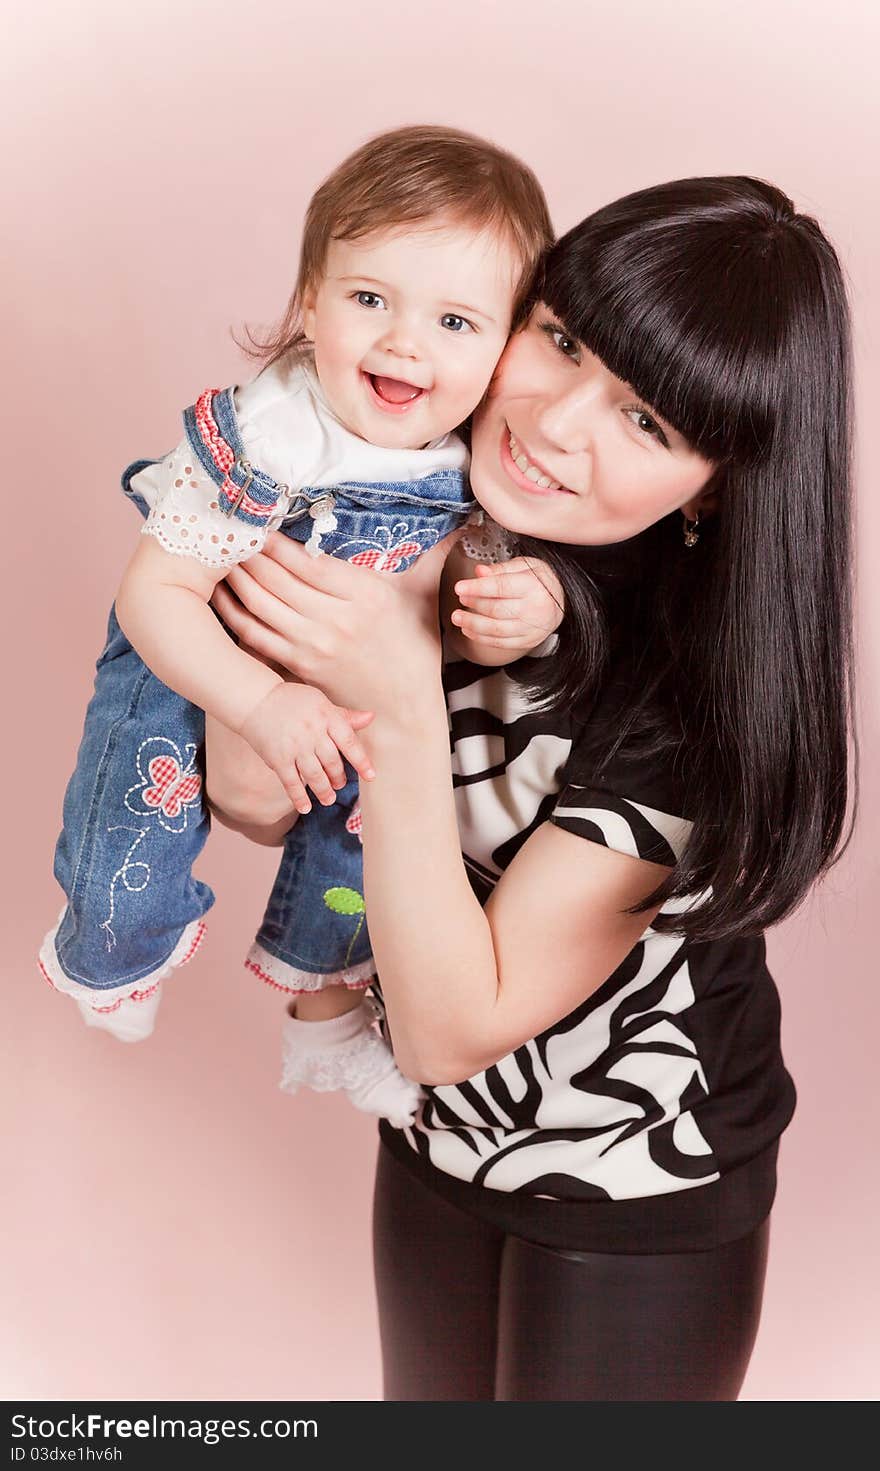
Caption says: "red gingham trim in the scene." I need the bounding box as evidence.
[176,918,208,968]
[85,980,162,1015]
[244,955,371,996]
[193,389,235,475]
[38,958,60,993]
[195,389,275,521]
[218,476,276,521]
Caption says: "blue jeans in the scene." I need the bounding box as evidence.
[42,471,470,1003]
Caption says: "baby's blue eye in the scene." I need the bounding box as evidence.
[440,314,473,333]
[356,291,386,309]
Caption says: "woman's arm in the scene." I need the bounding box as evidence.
[201,634,299,838]
[203,714,299,843]
[358,691,668,1083]
[210,535,669,1085]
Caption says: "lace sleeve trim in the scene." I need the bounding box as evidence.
[142,445,281,568]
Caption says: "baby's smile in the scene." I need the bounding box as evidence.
[364,372,429,415]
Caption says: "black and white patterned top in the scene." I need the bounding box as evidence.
[379,544,796,1252]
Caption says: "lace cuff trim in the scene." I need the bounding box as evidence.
[38,913,206,1008]
[460,514,516,564]
[244,942,375,995]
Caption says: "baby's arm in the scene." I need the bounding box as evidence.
[115,537,374,813]
[440,540,564,666]
[116,535,281,726]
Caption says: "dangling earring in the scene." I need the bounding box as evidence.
[683,512,700,548]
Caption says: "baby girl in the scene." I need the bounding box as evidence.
[40,125,562,1125]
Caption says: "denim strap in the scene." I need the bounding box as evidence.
[180,386,473,528]
[182,387,290,527]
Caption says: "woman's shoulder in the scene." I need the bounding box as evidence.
[564,641,689,822]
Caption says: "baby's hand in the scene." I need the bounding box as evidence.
[451,556,565,654]
[238,683,375,816]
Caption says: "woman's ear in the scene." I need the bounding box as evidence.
[683,467,723,522]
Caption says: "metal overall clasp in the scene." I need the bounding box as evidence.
[222,456,255,517]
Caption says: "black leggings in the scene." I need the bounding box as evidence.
[373,1145,770,1401]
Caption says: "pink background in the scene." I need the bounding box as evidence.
[3,0,878,1402]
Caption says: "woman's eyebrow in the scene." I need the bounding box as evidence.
[542,307,576,330]
[544,312,587,347]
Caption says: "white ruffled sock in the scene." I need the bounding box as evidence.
[279,999,422,1129]
[76,984,163,1043]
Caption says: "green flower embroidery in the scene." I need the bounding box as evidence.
[323,886,366,965]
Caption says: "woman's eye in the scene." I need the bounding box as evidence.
[625,407,669,446]
[544,326,581,362]
[440,314,473,333]
[355,291,386,310]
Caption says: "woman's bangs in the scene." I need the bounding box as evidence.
[541,234,778,466]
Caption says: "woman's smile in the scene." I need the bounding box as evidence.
[467,306,716,546]
[500,424,571,495]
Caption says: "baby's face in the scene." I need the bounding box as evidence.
[302,220,522,449]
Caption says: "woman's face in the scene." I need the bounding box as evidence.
[469,305,715,544]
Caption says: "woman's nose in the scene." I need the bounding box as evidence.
[537,381,601,455]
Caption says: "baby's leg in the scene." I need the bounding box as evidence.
[296,986,362,1021]
[248,774,422,1127]
[39,605,214,1040]
[246,765,375,995]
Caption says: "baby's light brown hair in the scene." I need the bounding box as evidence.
[244,124,553,366]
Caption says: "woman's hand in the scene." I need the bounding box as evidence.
[210,531,457,717]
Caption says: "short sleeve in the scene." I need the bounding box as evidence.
[549,666,692,869]
[551,784,692,868]
[140,439,283,569]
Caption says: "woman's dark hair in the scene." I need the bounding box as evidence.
[515,176,855,943]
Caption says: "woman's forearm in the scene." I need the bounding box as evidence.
[359,687,501,1083]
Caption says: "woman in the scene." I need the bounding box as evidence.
[205,176,854,1400]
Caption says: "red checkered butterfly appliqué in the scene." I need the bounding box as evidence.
[124,737,203,833]
[336,518,439,573]
[348,540,422,573]
[100,738,204,950]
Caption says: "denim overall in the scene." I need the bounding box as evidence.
[47,386,472,1001]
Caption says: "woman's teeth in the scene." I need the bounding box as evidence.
[508,433,560,490]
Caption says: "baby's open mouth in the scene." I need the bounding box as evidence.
[366,373,426,408]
